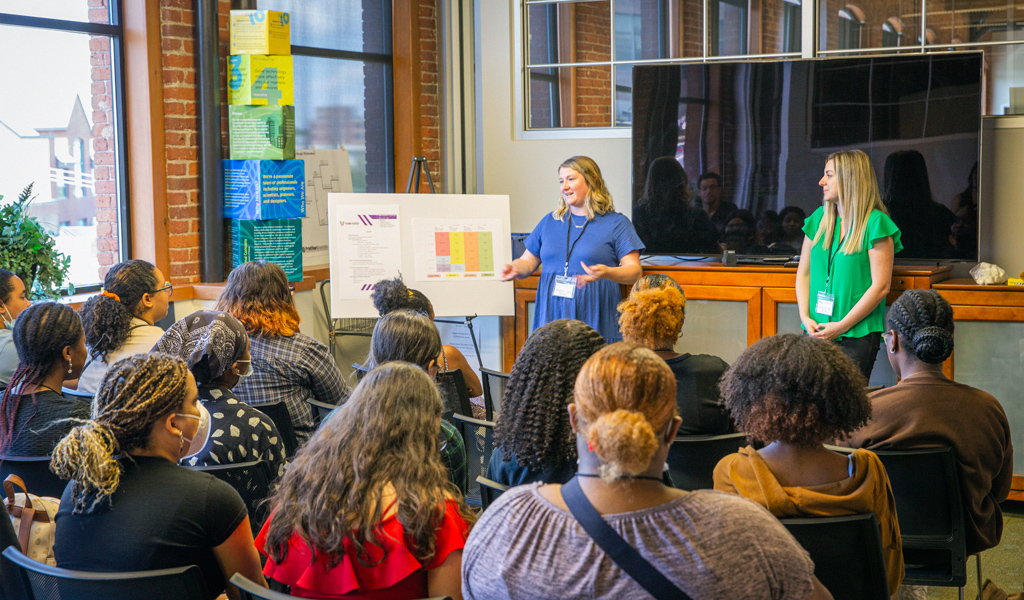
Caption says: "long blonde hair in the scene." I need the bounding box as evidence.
[553,156,615,221]
[811,149,888,255]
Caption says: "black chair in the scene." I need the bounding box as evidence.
[2,545,210,600]
[665,432,747,490]
[351,363,368,381]
[452,414,496,508]
[479,368,510,421]
[780,513,890,600]
[0,456,68,498]
[873,447,968,597]
[61,387,94,402]
[231,572,452,600]
[189,460,274,536]
[305,397,338,423]
[436,370,473,425]
[476,476,509,510]
[256,402,298,457]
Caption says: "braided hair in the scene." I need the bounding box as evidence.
[886,289,954,364]
[370,277,432,317]
[0,302,84,455]
[494,319,605,470]
[80,260,159,362]
[50,354,190,514]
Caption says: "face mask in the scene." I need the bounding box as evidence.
[175,403,210,458]
[232,360,253,379]
[0,305,11,329]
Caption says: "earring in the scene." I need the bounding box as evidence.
[179,435,184,453]
[67,360,73,375]
[889,347,897,354]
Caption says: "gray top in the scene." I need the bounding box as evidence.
[463,483,816,600]
[0,328,18,387]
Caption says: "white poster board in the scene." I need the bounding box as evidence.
[298,148,353,267]
[328,193,514,318]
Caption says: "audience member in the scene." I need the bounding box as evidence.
[618,275,732,435]
[0,270,31,387]
[882,150,955,259]
[0,302,88,457]
[778,206,807,249]
[841,290,1013,555]
[52,354,266,600]
[698,171,738,237]
[76,259,169,394]
[714,333,903,595]
[488,319,605,487]
[153,310,286,479]
[257,361,475,600]
[633,157,719,254]
[722,209,770,254]
[215,261,347,447]
[464,343,831,600]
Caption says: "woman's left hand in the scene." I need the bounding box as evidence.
[810,321,847,341]
[577,261,609,288]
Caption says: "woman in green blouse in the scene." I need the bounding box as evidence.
[796,149,902,380]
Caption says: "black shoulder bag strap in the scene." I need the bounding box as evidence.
[560,477,693,600]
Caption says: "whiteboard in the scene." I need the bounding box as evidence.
[328,193,514,318]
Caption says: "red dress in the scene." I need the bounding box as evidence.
[256,500,469,600]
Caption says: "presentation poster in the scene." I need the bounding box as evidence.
[299,148,353,267]
[329,204,402,300]
[413,218,504,282]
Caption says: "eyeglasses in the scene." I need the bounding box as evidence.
[151,282,173,296]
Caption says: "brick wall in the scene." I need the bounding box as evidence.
[574,3,612,127]
[418,0,444,192]
[89,2,118,276]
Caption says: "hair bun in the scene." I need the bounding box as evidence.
[911,325,953,364]
[587,409,658,480]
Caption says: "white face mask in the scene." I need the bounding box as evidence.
[0,305,12,329]
[175,403,210,458]
[232,360,253,379]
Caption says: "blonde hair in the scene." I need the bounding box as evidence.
[811,149,888,255]
[553,156,615,221]
[618,275,686,349]
[573,343,677,481]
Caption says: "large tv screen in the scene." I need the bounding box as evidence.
[631,53,982,262]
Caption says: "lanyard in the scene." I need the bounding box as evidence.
[564,216,590,276]
[824,226,844,294]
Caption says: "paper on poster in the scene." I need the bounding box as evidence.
[331,204,402,300]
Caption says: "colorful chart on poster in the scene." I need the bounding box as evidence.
[413,218,502,281]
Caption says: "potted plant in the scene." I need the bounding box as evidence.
[0,183,73,299]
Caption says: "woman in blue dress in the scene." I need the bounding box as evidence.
[500,156,644,343]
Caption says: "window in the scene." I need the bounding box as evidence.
[882,18,904,47]
[783,0,802,53]
[711,0,749,56]
[837,6,864,50]
[0,1,128,290]
[255,0,394,193]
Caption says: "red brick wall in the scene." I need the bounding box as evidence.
[419,0,444,192]
[574,3,612,127]
[89,2,118,276]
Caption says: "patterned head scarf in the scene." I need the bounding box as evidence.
[153,310,249,383]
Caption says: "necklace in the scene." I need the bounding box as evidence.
[571,215,588,229]
[653,347,675,352]
[37,384,63,396]
[576,473,664,482]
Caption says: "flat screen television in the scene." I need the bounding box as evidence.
[630,52,982,262]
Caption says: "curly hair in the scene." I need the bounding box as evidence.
[79,260,159,361]
[0,302,84,456]
[887,289,954,364]
[719,334,870,445]
[370,277,432,317]
[494,319,605,470]
[262,362,476,569]
[50,354,191,513]
[553,156,615,221]
[618,275,686,349]
[215,261,300,337]
[574,343,677,481]
[365,310,442,371]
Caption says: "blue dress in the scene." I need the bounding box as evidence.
[526,211,644,342]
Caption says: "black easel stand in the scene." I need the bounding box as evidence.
[406,156,437,194]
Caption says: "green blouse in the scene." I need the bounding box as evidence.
[802,206,902,340]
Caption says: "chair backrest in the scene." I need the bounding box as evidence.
[479,368,510,421]
[665,432,747,490]
[231,573,452,600]
[436,370,472,424]
[304,397,338,423]
[872,447,966,587]
[351,363,368,381]
[189,460,273,536]
[476,476,509,510]
[780,513,890,600]
[0,456,68,499]
[61,387,95,402]
[255,402,298,457]
[2,545,210,600]
[452,413,496,508]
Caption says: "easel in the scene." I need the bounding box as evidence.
[406,156,484,371]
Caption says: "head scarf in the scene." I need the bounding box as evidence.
[153,310,249,383]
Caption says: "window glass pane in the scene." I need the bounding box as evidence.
[256,0,390,54]
[0,0,103,24]
[927,0,1023,46]
[291,56,391,192]
[615,65,633,126]
[710,0,749,56]
[526,1,610,66]
[820,0,920,50]
[981,42,1024,116]
[527,65,611,128]
[615,0,673,60]
[527,3,560,65]
[528,67,562,128]
[0,25,121,289]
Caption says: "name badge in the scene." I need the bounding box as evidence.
[553,275,576,298]
[816,291,835,317]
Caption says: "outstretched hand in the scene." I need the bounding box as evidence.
[577,261,609,288]
[499,263,519,281]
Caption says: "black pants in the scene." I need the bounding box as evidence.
[836,332,881,381]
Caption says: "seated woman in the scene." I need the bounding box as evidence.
[464,343,831,600]
[487,319,604,487]
[842,289,1013,556]
[713,333,903,596]
[52,354,266,600]
[618,274,732,436]
[153,310,287,479]
[257,361,475,600]
[371,277,483,410]
[0,269,32,387]
[0,302,88,457]
[216,261,347,447]
[361,310,468,494]
[76,259,170,394]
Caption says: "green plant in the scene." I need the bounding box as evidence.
[0,183,73,299]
